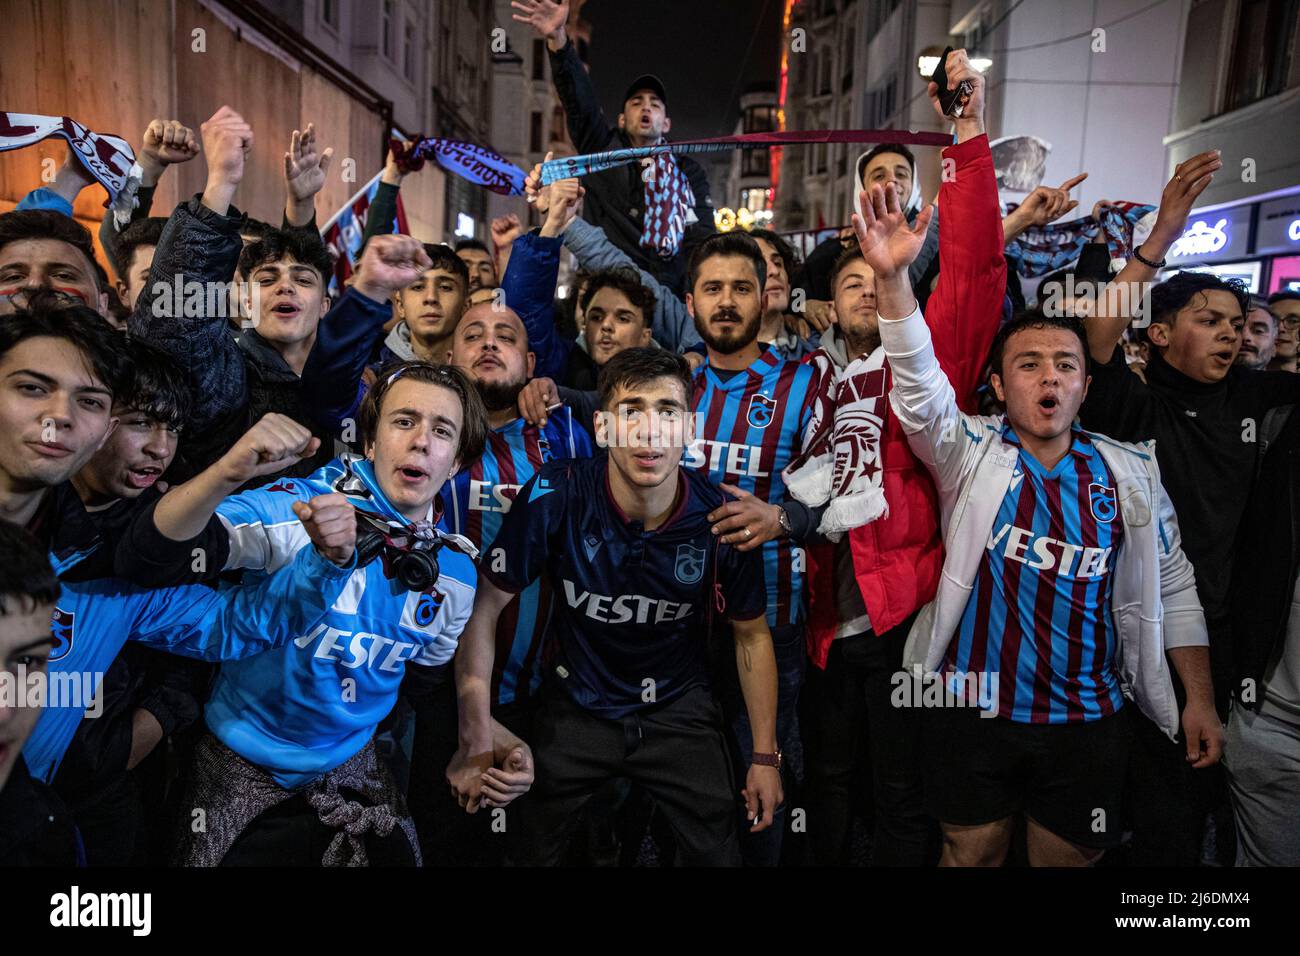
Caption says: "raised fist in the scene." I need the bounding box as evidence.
[200,105,253,187]
[353,234,433,303]
[293,493,357,568]
[141,119,200,175]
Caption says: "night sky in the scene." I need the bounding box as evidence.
[582,0,783,140]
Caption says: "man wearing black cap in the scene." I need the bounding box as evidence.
[514,0,715,296]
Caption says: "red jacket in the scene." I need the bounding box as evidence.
[805,133,1006,668]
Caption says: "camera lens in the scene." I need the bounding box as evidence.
[395,550,440,592]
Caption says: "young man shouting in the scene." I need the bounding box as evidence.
[453,347,781,865]
[858,180,1222,867]
[116,363,525,865]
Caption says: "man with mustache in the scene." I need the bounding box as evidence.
[677,230,821,865]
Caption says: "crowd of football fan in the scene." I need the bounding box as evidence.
[1,3,1298,869]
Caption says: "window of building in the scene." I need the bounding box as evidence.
[1225,0,1300,112]
[403,19,415,80]
[381,0,394,60]
[742,148,770,178]
[321,0,339,30]
[530,111,544,152]
[818,49,832,95]
[533,38,546,80]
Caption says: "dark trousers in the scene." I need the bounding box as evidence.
[799,618,932,866]
[715,621,806,866]
[1125,707,1231,866]
[512,685,741,866]
[404,663,535,866]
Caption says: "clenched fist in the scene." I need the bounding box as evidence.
[201,106,252,187]
[293,493,357,568]
[140,119,200,184]
[352,234,433,304]
[218,413,319,486]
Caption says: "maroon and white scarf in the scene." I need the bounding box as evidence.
[640,151,695,259]
[784,343,890,541]
[0,111,139,221]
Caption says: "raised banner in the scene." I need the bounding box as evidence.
[540,128,955,184]
[0,111,136,204]
[320,171,409,295]
[391,137,528,197]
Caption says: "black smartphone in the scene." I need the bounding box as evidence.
[930,46,973,118]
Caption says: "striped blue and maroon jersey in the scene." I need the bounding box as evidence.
[949,423,1127,723]
[686,347,817,627]
[443,406,592,705]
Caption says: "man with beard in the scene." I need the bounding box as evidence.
[423,301,592,863]
[677,230,820,865]
[455,240,498,296]
[1236,297,1278,371]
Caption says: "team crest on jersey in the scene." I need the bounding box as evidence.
[266,480,297,494]
[747,393,776,430]
[414,590,445,628]
[674,544,706,585]
[1089,482,1117,523]
[50,607,74,662]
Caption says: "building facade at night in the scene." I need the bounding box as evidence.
[775,0,1198,239]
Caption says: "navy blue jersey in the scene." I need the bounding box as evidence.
[443,407,592,706]
[483,455,766,717]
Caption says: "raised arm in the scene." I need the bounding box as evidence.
[498,174,580,381]
[300,234,431,431]
[100,118,199,277]
[115,414,321,585]
[282,122,333,231]
[1085,151,1222,362]
[131,500,359,661]
[516,0,614,153]
[856,183,969,489]
[127,106,253,435]
[920,49,1007,411]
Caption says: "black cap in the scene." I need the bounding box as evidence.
[623,74,668,108]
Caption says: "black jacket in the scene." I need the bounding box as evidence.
[128,196,384,488]
[548,39,714,296]
[1229,403,1299,707]
[1080,347,1300,707]
[0,757,79,866]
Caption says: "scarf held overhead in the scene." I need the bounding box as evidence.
[1005,201,1156,278]
[0,111,138,221]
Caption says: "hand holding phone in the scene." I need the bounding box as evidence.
[930,46,974,118]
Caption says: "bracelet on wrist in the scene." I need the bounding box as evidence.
[1131,245,1166,270]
